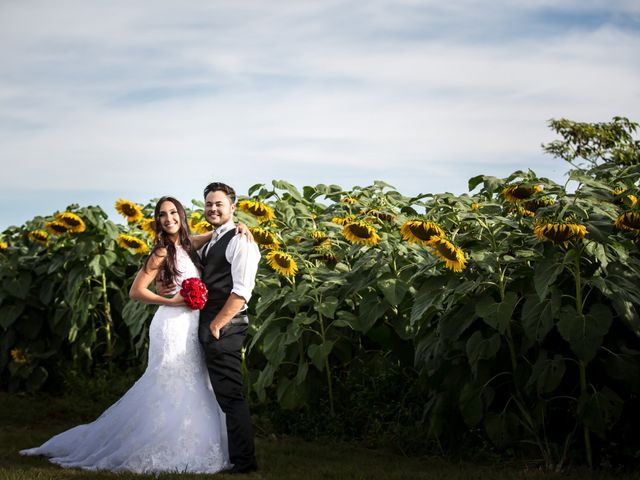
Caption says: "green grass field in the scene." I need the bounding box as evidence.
[0,388,635,480]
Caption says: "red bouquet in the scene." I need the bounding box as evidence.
[180,277,208,310]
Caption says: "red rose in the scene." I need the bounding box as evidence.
[180,277,208,310]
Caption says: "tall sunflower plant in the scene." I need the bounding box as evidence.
[0,204,142,391]
[245,181,419,415]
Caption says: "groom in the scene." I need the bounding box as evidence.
[197,182,260,474]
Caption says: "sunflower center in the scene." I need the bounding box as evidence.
[621,212,640,229]
[349,223,373,239]
[410,223,440,241]
[64,217,81,226]
[433,241,459,261]
[125,238,142,248]
[274,253,291,268]
[123,205,138,216]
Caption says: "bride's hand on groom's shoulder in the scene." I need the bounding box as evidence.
[235,223,255,243]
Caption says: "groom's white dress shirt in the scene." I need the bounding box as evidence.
[199,220,260,303]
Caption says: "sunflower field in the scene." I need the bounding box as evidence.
[1,117,639,468]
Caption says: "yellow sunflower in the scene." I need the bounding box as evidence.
[310,230,330,249]
[362,209,397,222]
[522,198,555,212]
[501,184,543,203]
[140,217,157,238]
[400,220,445,246]
[11,348,27,365]
[45,220,70,236]
[342,221,380,246]
[115,199,144,222]
[534,222,588,246]
[513,206,535,218]
[471,203,480,212]
[0,241,8,251]
[614,211,640,231]
[188,212,204,230]
[320,251,338,264]
[28,230,49,246]
[340,196,357,204]
[331,215,355,226]
[193,220,214,234]
[238,200,275,223]
[55,212,86,233]
[613,188,639,209]
[429,237,467,272]
[249,227,279,250]
[266,250,298,276]
[116,233,149,254]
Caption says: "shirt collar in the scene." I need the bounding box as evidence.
[214,221,235,238]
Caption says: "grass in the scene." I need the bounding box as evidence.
[1,385,637,480]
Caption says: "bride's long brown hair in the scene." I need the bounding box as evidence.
[143,196,202,286]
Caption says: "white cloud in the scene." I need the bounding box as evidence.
[0,0,639,228]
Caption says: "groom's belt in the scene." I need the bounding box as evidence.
[229,309,249,325]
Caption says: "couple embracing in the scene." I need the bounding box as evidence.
[21,182,260,475]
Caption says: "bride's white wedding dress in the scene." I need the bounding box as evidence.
[21,246,230,474]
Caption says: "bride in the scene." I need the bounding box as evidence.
[21,196,247,474]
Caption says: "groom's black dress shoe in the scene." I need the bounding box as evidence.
[227,462,258,474]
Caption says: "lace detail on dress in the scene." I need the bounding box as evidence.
[20,247,230,474]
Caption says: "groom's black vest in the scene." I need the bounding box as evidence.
[201,229,236,310]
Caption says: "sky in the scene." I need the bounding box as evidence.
[1,0,639,230]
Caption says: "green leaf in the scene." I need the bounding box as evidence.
[468,175,502,193]
[410,277,445,325]
[5,272,32,300]
[521,291,561,343]
[315,296,339,319]
[557,303,612,364]
[484,411,519,449]
[466,331,501,375]
[377,276,408,307]
[253,363,275,402]
[578,387,624,436]
[534,257,564,300]
[263,331,286,366]
[294,361,309,385]
[38,279,57,306]
[122,299,154,339]
[526,352,566,395]
[475,291,518,334]
[459,383,494,427]
[0,303,25,329]
[276,376,307,410]
[307,341,334,371]
[272,180,303,202]
[440,302,476,341]
[356,292,387,333]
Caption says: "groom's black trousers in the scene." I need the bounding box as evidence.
[198,314,257,471]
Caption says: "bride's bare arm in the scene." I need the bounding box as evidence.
[129,248,185,306]
[190,231,214,250]
[190,223,254,250]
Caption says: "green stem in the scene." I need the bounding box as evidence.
[101,273,113,373]
[318,311,335,417]
[574,248,592,469]
[497,265,518,373]
[579,360,592,468]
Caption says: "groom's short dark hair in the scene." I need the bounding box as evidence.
[204,182,236,203]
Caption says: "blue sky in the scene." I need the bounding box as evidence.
[1,0,639,230]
